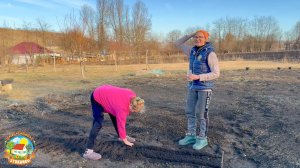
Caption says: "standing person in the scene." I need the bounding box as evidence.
[175,30,220,150]
[83,85,145,160]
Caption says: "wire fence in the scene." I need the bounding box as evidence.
[62,49,300,65]
[2,50,300,68]
[218,50,300,62]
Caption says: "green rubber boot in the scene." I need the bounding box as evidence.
[192,138,208,150]
[179,135,196,145]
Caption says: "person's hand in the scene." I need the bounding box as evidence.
[187,74,200,81]
[123,139,134,147]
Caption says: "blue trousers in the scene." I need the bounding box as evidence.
[86,93,119,149]
[185,89,212,139]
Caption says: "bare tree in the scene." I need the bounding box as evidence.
[80,5,96,39]
[80,4,97,53]
[167,30,182,43]
[36,18,51,46]
[166,29,182,52]
[213,19,225,52]
[292,21,300,38]
[109,0,125,49]
[59,10,82,65]
[211,16,280,53]
[250,16,280,51]
[60,10,90,78]
[212,17,248,53]
[96,0,109,52]
[132,0,151,51]
[124,6,132,45]
[236,19,248,52]
[264,17,280,50]
[4,27,15,73]
[0,32,6,68]
[36,18,51,66]
[22,21,33,72]
[291,20,300,49]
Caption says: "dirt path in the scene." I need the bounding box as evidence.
[1,69,300,168]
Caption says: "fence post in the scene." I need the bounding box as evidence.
[2,40,4,70]
[25,54,29,73]
[53,55,56,72]
[114,51,118,71]
[146,49,149,70]
[80,58,85,79]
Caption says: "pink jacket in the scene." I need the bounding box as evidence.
[93,85,136,139]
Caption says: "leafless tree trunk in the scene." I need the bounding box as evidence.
[22,21,32,72]
[80,5,96,38]
[36,18,51,68]
[1,39,5,70]
[5,28,15,72]
[113,51,118,71]
[145,49,149,70]
[96,0,109,51]
[60,10,89,75]
[132,0,151,52]
[293,21,300,38]
[109,0,125,49]
[213,18,225,52]
[166,29,182,53]
[250,16,280,51]
[124,6,132,45]
[80,5,97,54]
[291,21,300,49]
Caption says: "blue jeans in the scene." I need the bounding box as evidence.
[185,89,212,139]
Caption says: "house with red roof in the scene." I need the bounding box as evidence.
[12,144,28,157]
[8,42,54,64]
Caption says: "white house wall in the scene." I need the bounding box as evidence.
[11,54,61,65]
[11,55,33,65]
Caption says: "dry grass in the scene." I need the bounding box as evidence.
[219,61,300,70]
[0,60,299,103]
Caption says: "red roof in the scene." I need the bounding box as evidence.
[13,144,25,150]
[9,42,53,55]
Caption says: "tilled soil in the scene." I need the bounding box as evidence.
[0,69,300,168]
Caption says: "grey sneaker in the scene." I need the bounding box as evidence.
[118,135,136,143]
[83,150,102,160]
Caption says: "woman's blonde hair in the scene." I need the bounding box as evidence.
[131,97,145,112]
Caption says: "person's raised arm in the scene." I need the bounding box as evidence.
[174,33,196,56]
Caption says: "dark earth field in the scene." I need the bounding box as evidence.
[0,69,300,168]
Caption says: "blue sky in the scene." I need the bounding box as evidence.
[0,0,299,35]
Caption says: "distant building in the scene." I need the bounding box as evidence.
[8,42,55,64]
